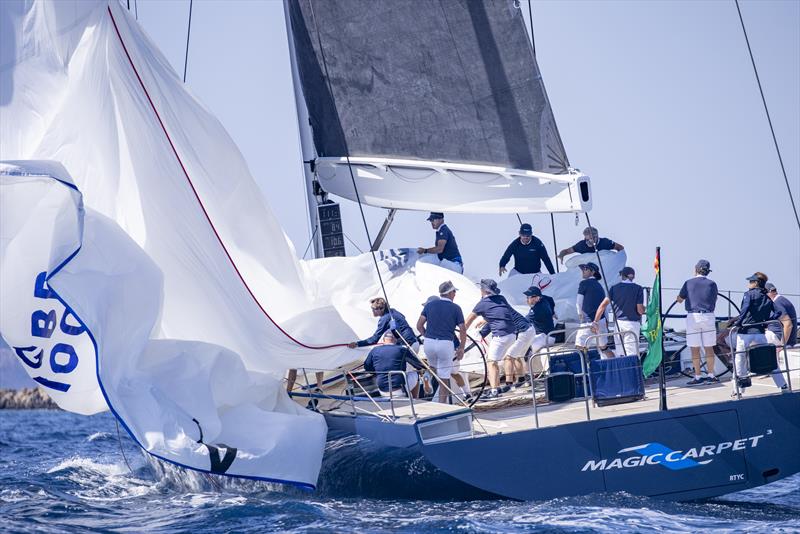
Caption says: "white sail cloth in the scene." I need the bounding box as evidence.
[0,0,484,487]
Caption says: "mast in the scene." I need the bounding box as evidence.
[282,0,324,259]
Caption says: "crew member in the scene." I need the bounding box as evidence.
[731,273,787,395]
[557,226,623,263]
[348,298,418,350]
[575,263,608,354]
[522,286,557,362]
[364,331,425,397]
[498,223,555,277]
[676,260,719,386]
[417,281,467,403]
[464,279,517,399]
[504,301,535,389]
[417,212,463,274]
[594,267,645,357]
[766,282,798,348]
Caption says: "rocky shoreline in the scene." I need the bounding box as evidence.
[0,388,60,410]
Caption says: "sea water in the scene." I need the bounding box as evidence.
[1,410,798,533]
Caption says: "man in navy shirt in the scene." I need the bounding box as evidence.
[575,263,608,353]
[766,282,798,348]
[417,280,468,403]
[465,279,518,399]
[676,260,719,386]
[557,226,623,264]
[731,273,787,395]
[417,212,463,274]
[348,297,418,350]
[364,331,425,397]
[521,286,558,360]
[498,223,555,277]
[594,267,644,357]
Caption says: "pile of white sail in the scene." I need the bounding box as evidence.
[0,0,623,487]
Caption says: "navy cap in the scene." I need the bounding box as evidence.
[422,295,440,306]
[765,282,777,292]
[438,280,457,295]
[619,266,635,277]
[745,274,760,282]
[579,262,599,272]
[523,286,542,297]
[695,259,711,273]
[479,278,500,294]
[519,223,533,236]
[427,212,444,221]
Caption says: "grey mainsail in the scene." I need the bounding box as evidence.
[288,0,569,173]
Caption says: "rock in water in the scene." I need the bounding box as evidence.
[0,388,60,410]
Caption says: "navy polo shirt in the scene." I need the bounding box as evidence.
[472,294,517,337]
[769,295,797,345]
[527,298,555,334]
[578,278,605,322]
[735,288,773,334]
[421,298,464,340]
[364,344,425,391]
[356,308,417,347]
[678,276,718,313]
[509,306,531,333]
[435,224,462,262]
[499,236,555,274]
[608,281,644,322]
[572,237,616,254]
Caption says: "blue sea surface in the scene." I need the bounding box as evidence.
[1,410,798,533]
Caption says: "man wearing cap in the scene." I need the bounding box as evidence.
[575,263,608,354]
[498,223,555,277]
[594,267,645,357]
[521,285,557,357]
[464,279,518,399]
[348,297,418,351]
[676,260,719,386]
[364,331,425,398]
[557,226,623,263]
[417,281,467,403]
[417,212,463,274]
[766,283,798,349]
[730,273,787,395]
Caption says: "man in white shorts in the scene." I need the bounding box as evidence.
[417,282,467,403]
[465,279,518,399]
[575,263,608,356]
[594,267,645,358]
[676,260,719,386]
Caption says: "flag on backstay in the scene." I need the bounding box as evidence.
[641,253,663,377]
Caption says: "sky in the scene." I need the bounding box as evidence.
[131,0,799,309]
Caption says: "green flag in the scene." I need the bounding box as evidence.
[641,255,663,377]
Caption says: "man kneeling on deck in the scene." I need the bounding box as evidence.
[364,331,424,398]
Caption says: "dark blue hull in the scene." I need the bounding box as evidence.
[422,392,800,501]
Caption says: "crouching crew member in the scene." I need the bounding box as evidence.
[417,212,463,274]
[594,267,645,358]
[364,332,424,397]
[575,263,608,353]
[498,223,555,277]
[731,273,788,395]
[417,281,468,403]
[766,282,798,348]
[348,297,418,351]
[465,279,517,399]
[557,226,623,264]
[676,259,719,386]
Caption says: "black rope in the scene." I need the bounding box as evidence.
[550,213,559,273]
[134,0,138,20]
[584,212,627,356]
[115,419,134,475]
[343,232,364,254]
[526,0,535,55]
[301,224,319,260]
[182,0,193,83]
[734,0,800,231]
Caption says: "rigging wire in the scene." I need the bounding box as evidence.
[301,224,319,259]
[134,0,138,20]
[343,232,364,254]
[115,419,134,475]
[734,0,800,231]
[182,0,193,84]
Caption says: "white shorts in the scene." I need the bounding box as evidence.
[613,320,641,357]
[507,327,536,358]
[379,371,419,397]
[487,333,516,362]
[418,254,463,274]
[686,312,716,348]
[575,318,608,348]
[530,333,556,354]
[765,330,783,347]
[423,338,457,378]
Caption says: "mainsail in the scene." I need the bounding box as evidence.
[286,0,590,213]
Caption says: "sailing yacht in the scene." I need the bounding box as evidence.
[0,0,797,501]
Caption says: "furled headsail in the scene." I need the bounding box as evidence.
[287,0,590,213]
